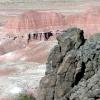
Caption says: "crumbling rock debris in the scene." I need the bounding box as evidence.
[38,28,100,100]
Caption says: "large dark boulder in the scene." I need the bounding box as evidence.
[38,28,100,100]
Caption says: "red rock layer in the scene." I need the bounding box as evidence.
[65,6,100,37]
[4,10,65,33]
[4,6,100,37]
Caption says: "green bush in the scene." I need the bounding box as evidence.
[18,94,36,100]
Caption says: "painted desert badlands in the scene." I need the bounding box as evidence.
[0,0,99,100]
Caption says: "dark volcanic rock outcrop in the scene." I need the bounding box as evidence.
[38,28,100,100]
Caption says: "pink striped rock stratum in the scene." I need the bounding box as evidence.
[4,6,100,38]
[4,10,65,33]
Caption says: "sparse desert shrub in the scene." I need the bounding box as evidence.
[18,94,36,100]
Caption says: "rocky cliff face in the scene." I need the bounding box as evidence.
[38,28,100,100]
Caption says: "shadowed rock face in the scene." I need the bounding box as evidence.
[38,28,100,100]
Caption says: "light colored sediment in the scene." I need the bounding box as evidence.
[0,61,46,99]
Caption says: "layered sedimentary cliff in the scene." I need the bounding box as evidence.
[65,6,100,37]
[4,10,65,33]
[38,28,100,100]
[3,10,65,42]
[3,7,100,39]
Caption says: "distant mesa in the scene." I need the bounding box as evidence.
[3,6,100,38]
[4,10,65,34]
[64,6,100,37]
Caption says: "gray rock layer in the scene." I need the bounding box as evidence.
[38,28,100,100]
